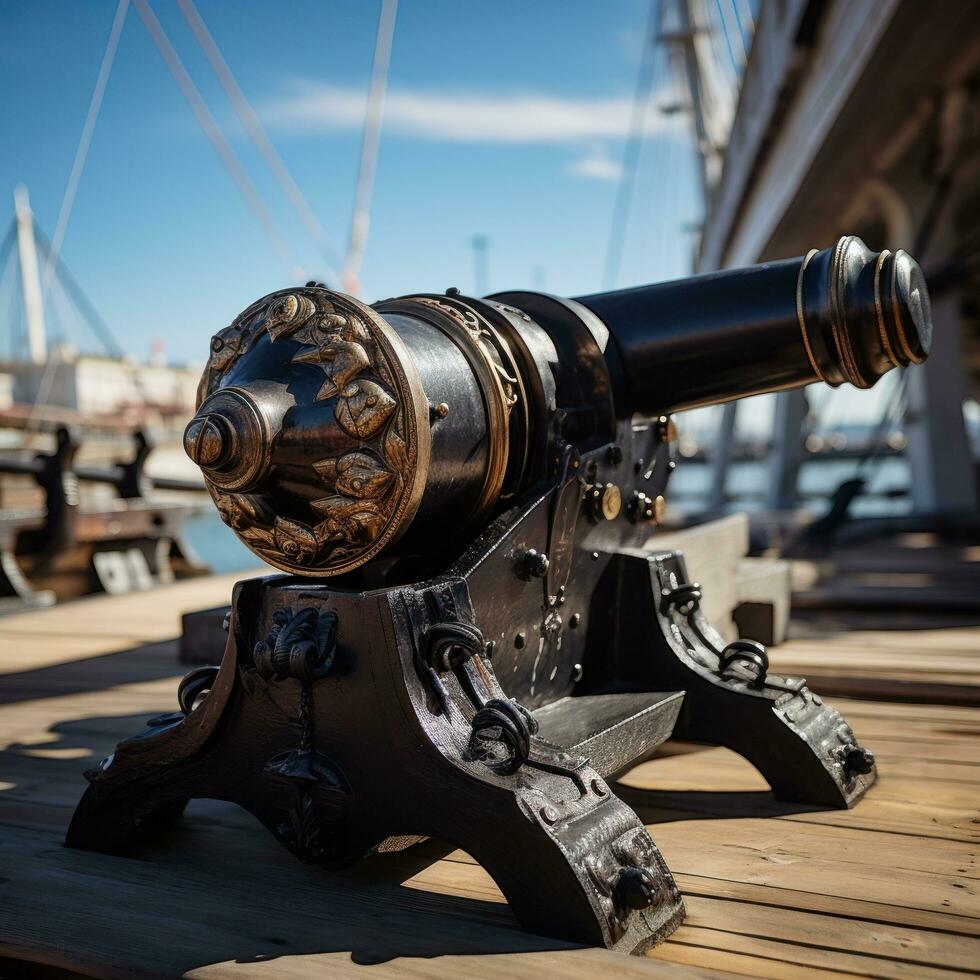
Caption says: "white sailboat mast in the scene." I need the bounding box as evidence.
[14,185,47,364]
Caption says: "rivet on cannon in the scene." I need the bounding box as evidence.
[842,744,876,776]
[628,490,655,523]
[429,401,450,423]
[519,548,550,580]
[613,866,659,912]
[586,482,622,522]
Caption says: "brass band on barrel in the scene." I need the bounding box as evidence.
[888,253,928,366]
[873,249,901,371]
[377,295,520,532]
[796,236,911,392]
[796,248,825,384]
[828,236,871,389]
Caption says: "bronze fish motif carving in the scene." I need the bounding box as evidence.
[271,517,320,564]
[314,452,394,499]
[213,490,275,533]
[335,380,396,438]
[198,325,247,403]
[265,293,316,343]
[292,336,372,400]
[311,495,387,546]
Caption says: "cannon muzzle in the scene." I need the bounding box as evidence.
[576,236,931,415]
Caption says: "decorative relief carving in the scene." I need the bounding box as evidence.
[199,287,422,574]
[412,296,519,412]
[335,380,396,437]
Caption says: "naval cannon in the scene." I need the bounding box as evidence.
[68,236,930,953]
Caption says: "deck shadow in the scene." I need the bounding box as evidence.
[0,639,183,708]
[0,706,826,970]
[615,783,831,824]
[0,712,585,968]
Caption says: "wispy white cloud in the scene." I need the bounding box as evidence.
[261,81,682,144]
[565,145,623,181]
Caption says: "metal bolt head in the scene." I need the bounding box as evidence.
[571,662,584,683]
[628,490,655,523]
[843,744,875,775]
[521,548,549,579]
[514,631,527,649]
[656,416,678,443]
[586,482,622,522]
[569,612,581,629]
[614,866,659,911]
[601,483,622,520]
[540,804,559,825]
[184,414,230,468]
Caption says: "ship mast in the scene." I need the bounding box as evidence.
[14,186,47,365]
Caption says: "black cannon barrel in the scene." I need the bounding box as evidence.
[183,235,933,577]
[574,236,932,416]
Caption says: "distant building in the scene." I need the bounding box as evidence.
[0,351,202,430]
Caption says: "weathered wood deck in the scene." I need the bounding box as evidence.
[0,572,977,978]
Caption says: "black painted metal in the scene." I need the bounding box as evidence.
[574,237,931,415]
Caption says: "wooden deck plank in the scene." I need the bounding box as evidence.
[768,619,980,705]
[0,575,978,977]
[0,572,253,675]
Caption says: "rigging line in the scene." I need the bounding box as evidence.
[602,0,661,291]
[42,0,129,302]
[858,371,908,473]
[132,0,291,265]
[643,76,669,282]
[35,219,159,432]
[342,0,398,297]
[714,0,745,71]
[0,220,16,282]
[702,1,736,95]
[175,0,343,282]
[728,0,751,54]
[646,58,670,281]
[654,45,684,280]
[733,0,754,36]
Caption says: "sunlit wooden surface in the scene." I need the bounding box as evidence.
[0,573,977,977]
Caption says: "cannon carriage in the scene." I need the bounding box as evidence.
[68,236,931,953]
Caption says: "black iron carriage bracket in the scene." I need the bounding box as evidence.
[609,550,877,809]
[66,544,875,955]
[67,570,687,953]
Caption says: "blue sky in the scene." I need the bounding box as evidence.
[0,0,700,363]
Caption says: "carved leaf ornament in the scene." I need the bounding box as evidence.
[200,288,416,572]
